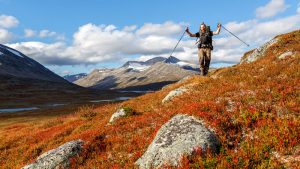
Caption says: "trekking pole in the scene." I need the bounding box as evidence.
[221,25,250,47]
[169,28,186,57]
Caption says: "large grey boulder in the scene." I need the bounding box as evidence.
[162,87,188,104]
[22,139,84,169]
[135,114,220,169]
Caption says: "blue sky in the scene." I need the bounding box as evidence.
[0,0,299,75]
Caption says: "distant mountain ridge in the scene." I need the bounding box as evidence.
[75,56,199,90]
[63,73,88,82]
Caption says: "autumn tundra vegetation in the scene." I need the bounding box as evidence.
[0,30,299,168]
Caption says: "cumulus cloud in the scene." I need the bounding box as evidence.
[7,10,300,67]
[136,21,183,36]
[39,30,57,38]
[0,28,13,43]
[8,22,183,65]
[24,29,36,38]
[256,0,289,19]
[0,15,19,28]
[0,15,18,43]
[23,29,65,41]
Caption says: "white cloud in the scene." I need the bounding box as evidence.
[24,29,36,38]
[39,30,57,38]
[224,20,257,34]
[123,25,137,32]
[6,9,300,66]
[0,15,19,28]
[134,55,165,62]
[0,28,13,43]
[136,21,183,36]
[23,28,65,41]
[297,3,300,14]
[256,0,289,19]
[7,22,182,65]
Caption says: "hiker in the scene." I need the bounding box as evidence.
[186,23,221,76]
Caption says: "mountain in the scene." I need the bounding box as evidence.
[164,56,180,63]
[165,56,200,71]
[0,44,125,108]
[75,56,199,90]
[63,73,88,82]
[0,44,66,83]
[122,56,165,67]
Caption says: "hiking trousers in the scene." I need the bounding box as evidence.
[198,48,211,76]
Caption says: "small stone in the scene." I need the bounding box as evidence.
[109,108,127,123]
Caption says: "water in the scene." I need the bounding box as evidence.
[118,90,154,93]
[90,96,133,103]
[0,97,133,113]
[0,103,66,113]
[0,107,39,113]
[47,103,67,107]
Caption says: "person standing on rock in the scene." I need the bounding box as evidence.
[186,23,221,76]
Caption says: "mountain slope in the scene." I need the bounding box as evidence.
[75,56,198,90]
[0,30,299,168]
[0,44,66,83]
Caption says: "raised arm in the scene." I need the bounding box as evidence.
[185,27,197,37]
[213,23,221,35]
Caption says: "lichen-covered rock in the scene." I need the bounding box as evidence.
[162,87,188,104]
[22,139,84,169]
[240,38,277,63]
[109,108,127,123]
[278,51,294,59]
[135,114,220,169]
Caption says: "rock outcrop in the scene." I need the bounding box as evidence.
[22,139,84,169]
[135,114,220,169]
[278,51,295,59]
[240,38,277,63]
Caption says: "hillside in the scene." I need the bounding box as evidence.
[0,30,299,168]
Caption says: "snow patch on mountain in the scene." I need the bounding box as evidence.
[176,61,198,67]
[0,45,25,58]
[5,47,24,58]
[127,63,150,71]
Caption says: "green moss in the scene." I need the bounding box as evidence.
[122,106,137,116]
